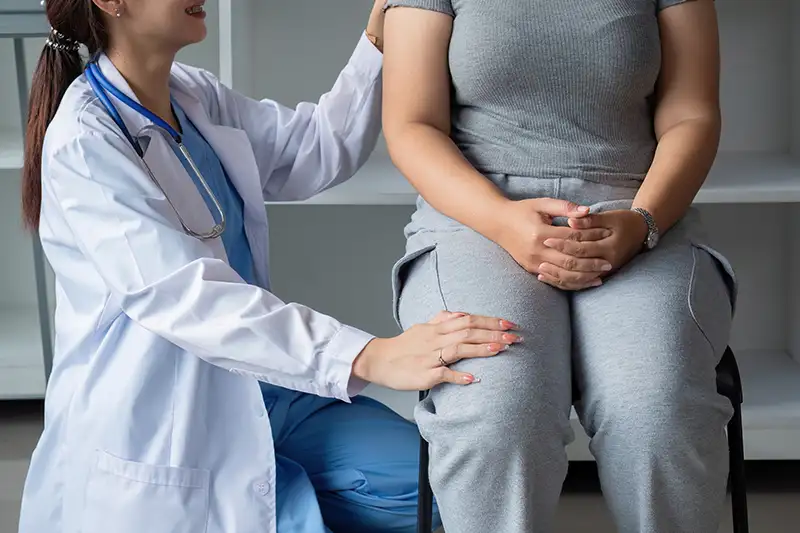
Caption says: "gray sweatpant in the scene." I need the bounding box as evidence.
[392,177,737,533]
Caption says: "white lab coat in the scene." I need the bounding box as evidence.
[18,34,383,533]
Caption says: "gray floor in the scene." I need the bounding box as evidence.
[1,403,798,533]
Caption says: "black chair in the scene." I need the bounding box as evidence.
[417,346,749,533]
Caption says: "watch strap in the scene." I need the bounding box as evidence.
[631,207,659,250]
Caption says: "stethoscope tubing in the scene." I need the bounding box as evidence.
[84,61,226,240]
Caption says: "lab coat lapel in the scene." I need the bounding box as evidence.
[140,130,228,261]
[94,55,150,137]
[170,86,271,288]
[94,55,227,261]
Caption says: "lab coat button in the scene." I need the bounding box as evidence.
[255,406,265,418]
[254,481,270,496]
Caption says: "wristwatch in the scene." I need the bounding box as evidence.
[631,207,659,250]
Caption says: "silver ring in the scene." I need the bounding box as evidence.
[438,349,448,367]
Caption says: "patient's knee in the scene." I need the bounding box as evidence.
[585,373,731,452]
[420,384,573,458]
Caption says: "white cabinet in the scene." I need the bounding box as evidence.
[1,1,798,460]
[0,5,51,400]
[219,0,800,461]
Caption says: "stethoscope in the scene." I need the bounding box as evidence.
[84,61,226,240]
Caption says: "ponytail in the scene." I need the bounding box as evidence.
[21,0,108,230]
[22,41,82,230]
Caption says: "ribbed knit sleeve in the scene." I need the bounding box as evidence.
[384,0,454,17]
[658,0,710,11]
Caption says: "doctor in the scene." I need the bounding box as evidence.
[18,1,522,532]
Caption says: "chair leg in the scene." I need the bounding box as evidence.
[418,390,434,533]
[728,403,749,533]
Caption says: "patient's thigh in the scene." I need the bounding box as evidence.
[396,229,573,438]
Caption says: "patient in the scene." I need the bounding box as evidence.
[382,1,737,532]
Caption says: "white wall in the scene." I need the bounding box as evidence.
[716,0,791,152]
[0,38,44,133]
[266,205,417,416]
[0,172,39,308]
[251,0,389,154]
[177,1,221,74]
[699,204,790,352]
[252,0,370,104]
[790,207,800,363]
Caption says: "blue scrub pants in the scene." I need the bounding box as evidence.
[260,383,441,533]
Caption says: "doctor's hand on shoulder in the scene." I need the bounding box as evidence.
[352,311,522,390]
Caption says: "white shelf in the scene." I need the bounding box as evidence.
[0,130,22,170]
[0,307,45,400]
[0,3,47,39]
[699,153,800,204]
[738,350,800,430]
[267,151,800,206]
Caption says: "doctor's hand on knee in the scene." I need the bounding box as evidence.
[351,311,522,390]
[492,198,613,291]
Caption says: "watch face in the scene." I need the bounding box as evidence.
[647,232,659,249]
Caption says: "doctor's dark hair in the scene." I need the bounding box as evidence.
[22,0,108,230]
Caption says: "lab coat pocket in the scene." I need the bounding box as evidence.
[391,244,440,329]
[688,243,737,357]
[82,450,210,533]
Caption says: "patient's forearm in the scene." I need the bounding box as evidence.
[633,116,720,234]
[386,123,510,240]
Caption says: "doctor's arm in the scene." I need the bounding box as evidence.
[211,30,384,203]
[47,132,370,400]
[46,132,511,396]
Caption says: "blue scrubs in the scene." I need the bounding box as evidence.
[171,104,439,533]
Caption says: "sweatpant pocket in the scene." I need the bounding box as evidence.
[689,243,737,356]
[391,244,439,328]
